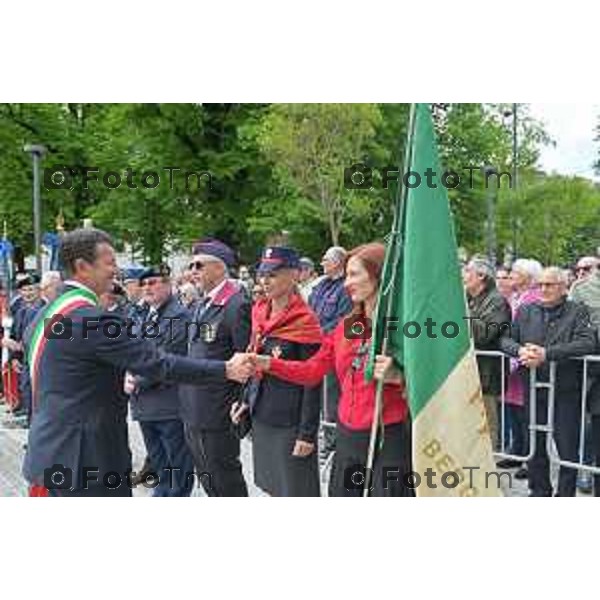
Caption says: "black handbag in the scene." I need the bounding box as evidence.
[230,378,260,440]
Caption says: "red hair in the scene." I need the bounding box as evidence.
[346,242,386,281]
[345,242,386,314]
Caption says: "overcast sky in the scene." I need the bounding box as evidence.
[528,103,600,181]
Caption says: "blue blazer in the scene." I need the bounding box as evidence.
[130,295,192,422]
[22,285,226,493]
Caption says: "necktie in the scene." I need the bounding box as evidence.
[196,296,211,320]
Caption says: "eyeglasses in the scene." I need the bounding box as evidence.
[539,282,561,288]
[576,266,593,273]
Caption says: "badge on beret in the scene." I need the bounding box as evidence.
[271,345,282,358]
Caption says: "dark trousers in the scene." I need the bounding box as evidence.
[184,424,248,497]
[506,404,528,457]
[320,373,340,453]
[591,415,600,496]
[139,419,194,497]
[528,390,581,497]
[331,421,413,497]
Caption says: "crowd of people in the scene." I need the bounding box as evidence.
[464,254,600,496]
[3,227,600,497]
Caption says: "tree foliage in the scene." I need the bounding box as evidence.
[0,102,567,267]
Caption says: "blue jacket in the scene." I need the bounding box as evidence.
[308,276,352,334]
[130,295,192,422]
[23,285,226,494]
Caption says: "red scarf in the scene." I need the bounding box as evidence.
[250,293,322,353]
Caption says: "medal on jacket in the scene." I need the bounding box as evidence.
[199,321,217,343]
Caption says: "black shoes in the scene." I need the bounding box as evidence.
[514,466,528,480]
[496,458,522,469]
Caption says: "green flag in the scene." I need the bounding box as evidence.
[367,103,501,497]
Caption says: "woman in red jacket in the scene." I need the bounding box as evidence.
[247,242,412,497]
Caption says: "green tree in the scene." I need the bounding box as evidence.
[496,173,600,264]
[255,103,382,246]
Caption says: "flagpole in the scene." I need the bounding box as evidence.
[363,103,417,497]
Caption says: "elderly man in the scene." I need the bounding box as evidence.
[298,257,321,301]
[23,228,253,496]
[40,271,62,305]
[570,256,600,494]
[127,264,196,496]
[500,267,597,496]
[463,257,511,450]
[179,238,251,496]
[308,246,352,462]
[573,256,599,283]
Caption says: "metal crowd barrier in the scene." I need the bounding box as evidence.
[477,349,600,477]
[317,349,600,486]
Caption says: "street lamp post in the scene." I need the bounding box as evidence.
[511,103,518,258]
[23,144,46,273]
[483,165,497,266]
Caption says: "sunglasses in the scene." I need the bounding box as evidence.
[188,261,205,271]
[576,266,593,273]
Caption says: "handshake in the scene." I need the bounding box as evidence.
[224,352,271,383]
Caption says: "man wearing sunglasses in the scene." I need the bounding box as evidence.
[22,228,254,497]
[570,254,600,495]
[573,256,599,282]
[179,238,251,496]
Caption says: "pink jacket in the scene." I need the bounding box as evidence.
[505,287,542,406]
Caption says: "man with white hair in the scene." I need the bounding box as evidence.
[573,256,599,283]
[463,257,511,451]
[309,246,352,464]
[40,271,62,304]
[570,255,600,494]
[500,267,597,496]
[179,238,251,496]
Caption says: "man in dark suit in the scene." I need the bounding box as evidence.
[500,267,597,496]
[179,238,251,496]
[128,264,195,496]
[22,228,253,497]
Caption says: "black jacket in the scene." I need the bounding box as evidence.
[130,295,192,422]
[179,284,251,430]
[23,285,227,493]
[500,299,597,399]
[467,284,511,395]
[248,336,321,443]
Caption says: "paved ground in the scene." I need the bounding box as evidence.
[0,400,581,498]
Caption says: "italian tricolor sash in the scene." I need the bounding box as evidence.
[27,287,99,403]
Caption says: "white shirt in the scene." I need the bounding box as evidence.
[202,278,229,309]
[64,279,99,302]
